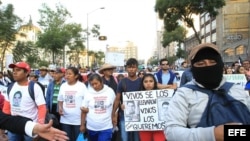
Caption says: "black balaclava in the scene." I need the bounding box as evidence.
[191,47,224,89]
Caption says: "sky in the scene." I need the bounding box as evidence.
[1,0,159,61]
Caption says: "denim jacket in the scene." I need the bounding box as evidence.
[46,79,66,112]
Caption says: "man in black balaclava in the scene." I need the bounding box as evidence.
[189,43,224,89]
[164,43,250,141]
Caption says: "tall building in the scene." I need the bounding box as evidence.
[217,0,250,64]
[106,41,138,60]
[185,0,250,65]
[155,22,177,60]
[16,17,41,42]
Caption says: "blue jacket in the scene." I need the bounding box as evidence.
[46,79,66,112]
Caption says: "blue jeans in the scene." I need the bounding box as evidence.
[119,118,140,141]
[7,131,32,141]
[61,123,80,141]
[88,128,112,141]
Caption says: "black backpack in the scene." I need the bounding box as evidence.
[183,82,250,127]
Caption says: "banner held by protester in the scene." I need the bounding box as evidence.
[123,89,174,131]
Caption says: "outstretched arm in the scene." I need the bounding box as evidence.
[0,111,68,141]
[33,120,69,141]
[0,110,29,134]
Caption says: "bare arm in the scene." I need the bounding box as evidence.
[80,109,87,133]
[112,93,121,126]
[33,120,69,141]
[58,101,63,115]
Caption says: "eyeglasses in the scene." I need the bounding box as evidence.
[161,63,169,66]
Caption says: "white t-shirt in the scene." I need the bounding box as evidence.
[57,81,87,125]
[6,82,45,122]
[82,85,115,131]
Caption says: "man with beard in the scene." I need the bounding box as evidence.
[112,58,141,141]
[154,58,177,90]
[164,43,250,141]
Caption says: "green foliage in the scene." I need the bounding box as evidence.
[147,56,158,66]
[36,3,84,64]
[36,60,50,68]
[155,0,226,43]
[90,25,101,38]
[12,41,43,68]
[0,3,22,71]
[88,50,105,68]
[176,47,187,59]
[166,56,178,66]
[162,26,187,47]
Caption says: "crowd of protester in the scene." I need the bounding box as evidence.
[0,43,250,141]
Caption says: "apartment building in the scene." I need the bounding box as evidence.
[106,41,138,60]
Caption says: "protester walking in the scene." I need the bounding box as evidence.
[80,74,116,141]
[112,58,141,141]
[57,67,88,141]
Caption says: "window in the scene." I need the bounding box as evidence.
[211,20,216,30]
[212,33,216,43]
[201,27,204,36]
[205,13,210,22]
[236,45,244,55]
[206,36,211,43]
[201,16,204,25]
[224,48,234,56]
[205,24,210,34]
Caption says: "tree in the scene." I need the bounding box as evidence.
[66,24,85,64]
[0,3,22,71]
[166,56,178,66]
[147,56,158,66]
[176,46,187,59]
[155,0,226,43]
[12,41,43,68]
[37,3,84,64]
[162,26,187,47]
[88,50,105,68]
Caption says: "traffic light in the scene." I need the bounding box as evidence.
[98,36,107,41]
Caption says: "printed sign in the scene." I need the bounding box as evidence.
[105,52,125,66]
[224,74,247,88]
[123,89,175,131]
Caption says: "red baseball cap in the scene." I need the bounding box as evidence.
[9,62,31,73]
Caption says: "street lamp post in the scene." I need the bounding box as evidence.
[86,7,105,67]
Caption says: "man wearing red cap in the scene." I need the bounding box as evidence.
[3,62,46,141]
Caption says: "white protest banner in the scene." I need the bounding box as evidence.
[223,74,247,88]
[122,89,174,131]
[105,52,125,66]
[5,54,13,70]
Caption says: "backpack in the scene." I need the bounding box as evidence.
[7,81,45,101]
[183,82,250,127]
[7,81,59,127]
